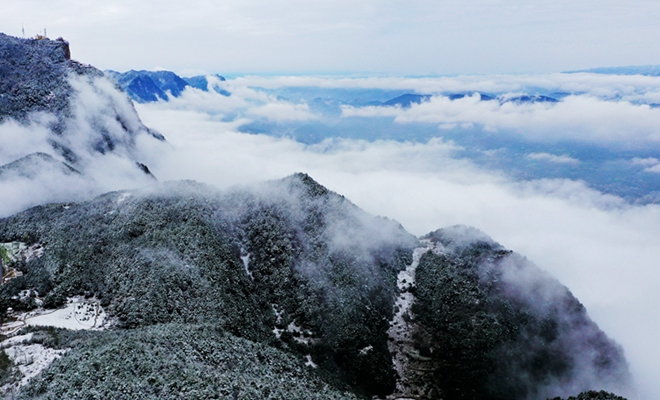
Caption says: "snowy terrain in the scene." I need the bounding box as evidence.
[1,297,107,336]
[0,333,67,395]
[387,240,443,399]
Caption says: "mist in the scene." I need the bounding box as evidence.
[132,81,660,398]
[0,73,165,217]
[3,71,660,398]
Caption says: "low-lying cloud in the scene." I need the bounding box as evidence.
[0,74,164,217]
[3,72,660,399]
[526,152,580,164]
[133,96,660,399]
[343,94,660,144]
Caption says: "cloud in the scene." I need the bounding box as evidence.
[131,100,660,399]
[630,157,660,174]
[247,101,316,121]
[526,152,580,164]
[0,74,162,217]
[229,73,660,99]
[143,83,317,123]
[6,0,660,74]
[4,72,660,399]
[0,114,54,166]
[342,94,660,145]
[630,157,659,167]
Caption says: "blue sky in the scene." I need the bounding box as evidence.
[3,0,660,75]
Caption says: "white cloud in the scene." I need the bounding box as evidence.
[526,152,580,164]
[6,0,660,74]
[342,94,660,144]
[631,157,659,166]
[131,101,660,399]
[248,101,316,121]
[0,114,54,165]
[630,157,660,174]
[0,74,162,216]
[642,164,660,174]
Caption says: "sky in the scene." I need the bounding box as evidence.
[3,0,660,75]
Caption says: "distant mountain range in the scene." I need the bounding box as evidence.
[566,65,660,76]
[105,70,230,103]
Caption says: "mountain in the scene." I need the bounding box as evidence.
[183,74,230,96]
[105,70,189,103]
[500,94,558,104]
[0,174,631,399]
[0,33,162,178]
[0,153,79,180]
[0,33,169,219]
[378,93,556,108]
[382,94,432,108]
[105,70,230,103]
[447,92,495,101]
[566,65,660,76]
[0,31,632,400]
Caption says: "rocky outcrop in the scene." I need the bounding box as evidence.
[0,33,162,167]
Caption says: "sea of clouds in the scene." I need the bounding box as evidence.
[136,73,660,399]
[2,72,660,399]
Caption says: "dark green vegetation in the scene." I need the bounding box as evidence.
[16,324,358,400]
[0,174,416,398]
[548,390,628,400]
[0,175,630,399]
[411,226,630,400]
[0,349,11,385]
[0,33,82,128]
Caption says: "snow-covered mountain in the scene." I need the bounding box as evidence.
[0,33,163,163]
[0,33,633,400]
[0,33,166,216]
[0,174,631,399]
[105,70,229,103]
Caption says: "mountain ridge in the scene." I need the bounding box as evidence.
[0,173,631,399]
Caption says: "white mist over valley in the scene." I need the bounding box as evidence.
[132,78,660,399]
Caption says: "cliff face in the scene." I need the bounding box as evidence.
[0,33,162,166]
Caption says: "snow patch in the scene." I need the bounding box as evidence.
[240,247,253,280]
[304,354,318,368]
[1,296,107,335]
[1,334,67,395]
[26,297,107,330]
[24,244,44,262]
[272,304,284,339]
[271,304,317,344]
[1,333,34,347]
[116,192,131,204]
[387,239,443,398]
[287,321,317,345]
